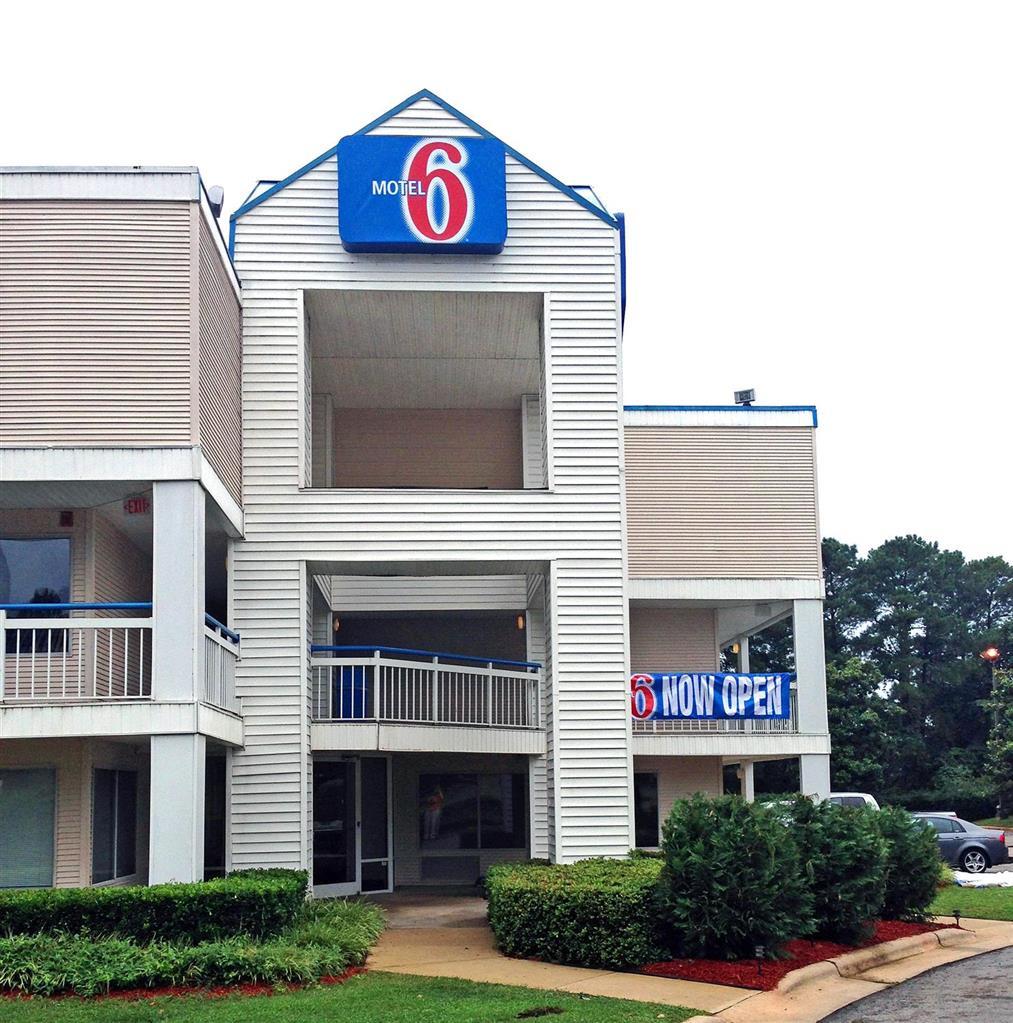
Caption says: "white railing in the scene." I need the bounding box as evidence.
[632,688,799,735]
[203,626,240,713]
[0,607,153,702]
[310,646,541,729]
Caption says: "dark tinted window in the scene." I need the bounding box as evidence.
[926,816,961,834]
[0,538,71,653]
[92,769,137,883]
[634,773,659,847]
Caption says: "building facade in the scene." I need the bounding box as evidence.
[0,91,830,893]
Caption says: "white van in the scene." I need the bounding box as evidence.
[828,792,881,811]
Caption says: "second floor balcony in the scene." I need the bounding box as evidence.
[310,645,541,731]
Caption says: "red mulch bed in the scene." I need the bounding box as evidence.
[640,921,948,992]
[1,967,365,1003]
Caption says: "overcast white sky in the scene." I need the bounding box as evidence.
[3,2,1010,561]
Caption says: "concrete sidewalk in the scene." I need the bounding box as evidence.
[365,895,1013,1021]
[366,891,749,1013]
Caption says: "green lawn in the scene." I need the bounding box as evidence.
[931,885,1013,922]
[975,817,1013,829]
[0,972,700,1023]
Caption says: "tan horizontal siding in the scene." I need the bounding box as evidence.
[331,408,523,489]
[625,426,821,579]
[629,607,718,673]
[197,215,243,504]
[0,200,193,446]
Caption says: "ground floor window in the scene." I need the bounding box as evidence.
[92,769,137,883]
[419,773,527,851]
[0,768,55,888]
[634,772,659,848]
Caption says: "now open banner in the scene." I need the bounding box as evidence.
[630,672,793,720]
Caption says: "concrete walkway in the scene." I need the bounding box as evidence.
[365,895,1013,1021]
[365,890,749,1013]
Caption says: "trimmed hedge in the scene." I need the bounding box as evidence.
[486,858,667,970]
[655,794,814,959]
[0,898,384,996]
[783,796,886,943]
[0,868,308,943]
[876,805,944,921]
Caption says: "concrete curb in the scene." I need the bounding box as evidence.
[776,927,966,990]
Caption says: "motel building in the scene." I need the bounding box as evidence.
[0,90,830,894]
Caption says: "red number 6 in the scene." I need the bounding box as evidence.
[403,139,474,243]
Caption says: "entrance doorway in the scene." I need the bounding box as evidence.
[312,756,392,896]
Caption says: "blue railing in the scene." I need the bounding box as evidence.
[0,603,239,645]
[310,644,540,671]
[0,601,152,613]
[205,613,240,645]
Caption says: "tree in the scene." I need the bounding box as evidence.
[826,658,900,792]
[985,669,1013,816]
[821,538,862,662]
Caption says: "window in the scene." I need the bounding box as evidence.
[0,769,55,888]
[92,770,137,883]
[634,773,660,848]
[0,537,71,653]
[925,817,962,834]
[419,773,527,851]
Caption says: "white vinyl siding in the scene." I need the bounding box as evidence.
[230,96,628,865]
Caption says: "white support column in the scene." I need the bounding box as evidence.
[149,733,206,883]
[737,636,750,673]
[792,599,829,734]
[740,759,756,802]
[152,480,205,701]
[793,599,831,798]
[800,753,832,800]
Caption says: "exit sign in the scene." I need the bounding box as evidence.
[123,495,151,516]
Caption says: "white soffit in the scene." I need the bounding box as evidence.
[307,289,542,409]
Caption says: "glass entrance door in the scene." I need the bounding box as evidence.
[312,757,392,896]
[312,760,357,895]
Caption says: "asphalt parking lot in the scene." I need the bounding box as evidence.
[822,946,1013,1022]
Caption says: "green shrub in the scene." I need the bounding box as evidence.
[0,899,384,996]
[486,858,667,970]
[785,796,886,942]
[655,795,814,960]
[875,806,942,921]
[0,869,308,943]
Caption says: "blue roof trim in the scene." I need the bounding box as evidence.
[229,143,339,231]
[616,212,627,328]
[228,88,619,234]
[625,405,818,427]
[357,89,619,228]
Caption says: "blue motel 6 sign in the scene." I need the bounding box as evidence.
[337,135,508,254]
[631,672,793,721]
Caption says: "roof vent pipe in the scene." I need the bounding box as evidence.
[207,185,225,218]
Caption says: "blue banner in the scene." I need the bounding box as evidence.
[630,672,793,720]
[337,135,507,254]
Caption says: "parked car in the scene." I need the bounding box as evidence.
[912,813,1009,873]
[828,792,881,811]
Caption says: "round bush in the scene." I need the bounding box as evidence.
[785,795,886,943]
[486,858,667,970]
[655,794,814,960]
[875,805,943,920]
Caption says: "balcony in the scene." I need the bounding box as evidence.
[310,644,544,756]
[0,603,239,715]
[311,646,541,729]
